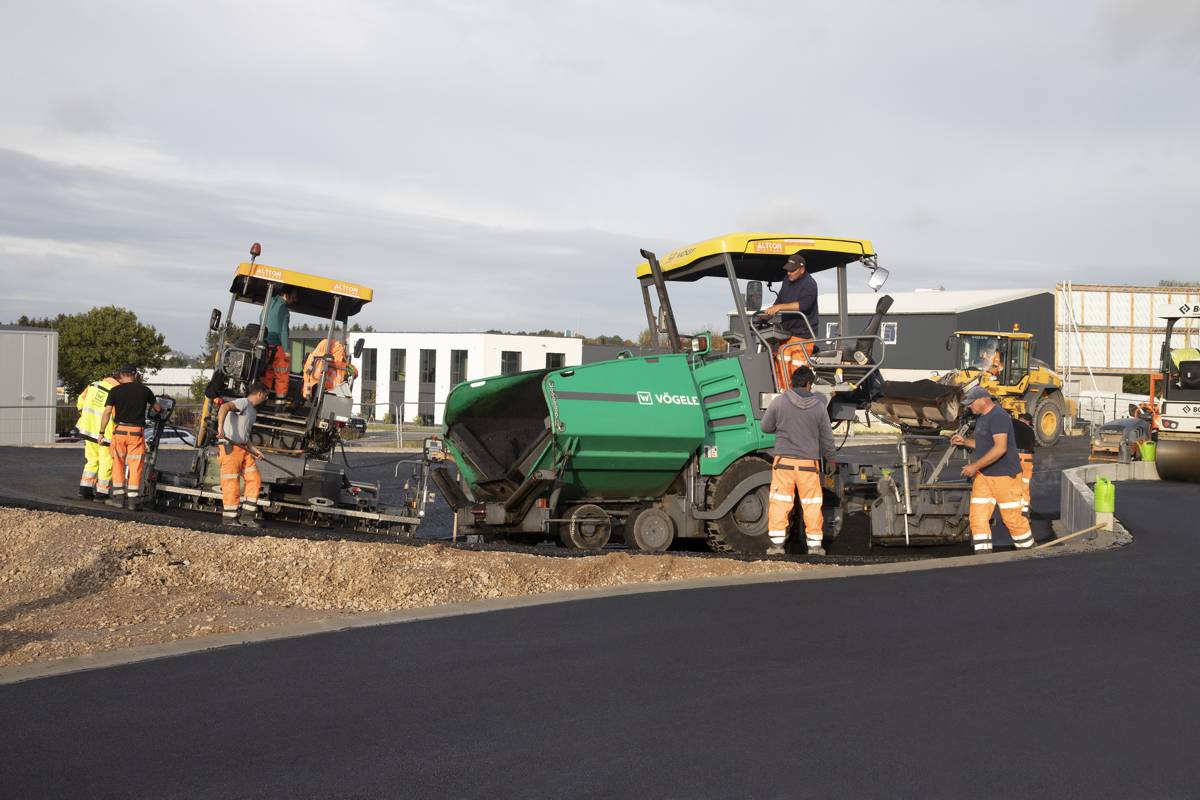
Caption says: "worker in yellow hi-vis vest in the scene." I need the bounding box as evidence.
[75,373,120,500]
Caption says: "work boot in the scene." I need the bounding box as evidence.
[105,495,125,509]
[766,543,786,556]
[808,544,826,556]
[78,486,94,500]
[238,510,261,529]
[94,493,110,503]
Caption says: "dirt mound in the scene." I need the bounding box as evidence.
[0,509,814,668]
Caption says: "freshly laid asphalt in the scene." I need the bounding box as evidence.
[2,479,1198,798]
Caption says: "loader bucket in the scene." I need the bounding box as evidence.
[870,380,963,432]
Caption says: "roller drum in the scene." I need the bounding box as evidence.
[1154,437,1200,483]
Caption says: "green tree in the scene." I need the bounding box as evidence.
[189,374,210,402]
[637,328,654,348]
[1123,375,1150,394]
[56,306,170,396]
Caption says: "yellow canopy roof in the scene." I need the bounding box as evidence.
[230,262,373,320]
[635,233,875,283]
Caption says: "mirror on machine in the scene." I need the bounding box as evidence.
[353,338,365,359]
[868,266,890,291]
[208,308,222,332]
[744,280,763,312]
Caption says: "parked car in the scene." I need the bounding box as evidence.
[349,417,368,435]
[145,425,197,447]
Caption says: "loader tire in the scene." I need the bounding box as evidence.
[1032,394,1064,447]
[706,457,772,555]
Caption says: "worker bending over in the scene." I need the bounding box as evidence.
[216,382,269,527]
[951,386,1034,552]
[302,337,352,400]
[264,285,298,405]
[761,365,835,556]
[96,366,162,510]
[1014,412,1036,516]
[75,372,119,501]
[759,253,820,389]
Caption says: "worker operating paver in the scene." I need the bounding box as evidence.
[264,285,298,406]
[216,382,269,527]
[759,252,820,388]
[951,386,1034,552]
[760,366,835,556]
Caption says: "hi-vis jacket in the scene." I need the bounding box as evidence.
[75,377,119,441]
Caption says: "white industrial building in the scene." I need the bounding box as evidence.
[0,326,59,445]
[294,331,584,424]
[142,367,209,397]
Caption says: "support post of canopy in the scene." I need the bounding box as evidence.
[641,249,681,354]
[837,264,849,340]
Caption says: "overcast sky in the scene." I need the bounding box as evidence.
[2,0,1198,350]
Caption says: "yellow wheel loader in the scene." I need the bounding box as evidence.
[940,327,1070,446]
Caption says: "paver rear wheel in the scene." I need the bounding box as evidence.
[706,457,771,555]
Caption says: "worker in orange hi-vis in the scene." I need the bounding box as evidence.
[760,365,835,556]
[1014,412,1037,516]
[302,337,351,400]
[759,252,820,390]
[951,386,1035,553]
[215,382,269,527]
[263,285,299,405]
[96,366,163,511]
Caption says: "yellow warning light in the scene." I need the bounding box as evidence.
[1012,323,1020,332]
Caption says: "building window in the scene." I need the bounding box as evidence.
[545,352,565,370]
[361,348,377,382]
[825,322,840,340]
[389,349,406,383]
[419,349,436,383]
[881,322,898,345]
[450,350,468,385]
[501,351,522,375]
[361,388,376,420]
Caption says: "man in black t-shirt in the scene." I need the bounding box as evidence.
[96,365,163,510]
[950,386,1034,552]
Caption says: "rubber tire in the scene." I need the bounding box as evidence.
[560,504,611,550]
[706,457,772,555]
[1032,394,1064,447]
[625,507,675,552]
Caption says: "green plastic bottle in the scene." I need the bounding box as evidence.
[1094,477,1116,514]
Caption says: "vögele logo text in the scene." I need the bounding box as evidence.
[653,392,699,406]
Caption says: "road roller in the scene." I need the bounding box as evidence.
[1154,302,1200,483]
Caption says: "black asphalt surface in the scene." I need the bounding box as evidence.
[2,480,1198,798]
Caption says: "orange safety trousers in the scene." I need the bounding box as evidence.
[773,337,816,391]
[109,425,147,500]
[1019,452,1034,515]
[767,456,824,551]
[969,472,1033,552]
[219,443,262,520]
[267,344,291,398]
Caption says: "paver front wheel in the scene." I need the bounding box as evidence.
[625,506,675,552]
[560,504,611,549]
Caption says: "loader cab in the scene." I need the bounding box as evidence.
[634,233,891,418]
[950,331,1032,389]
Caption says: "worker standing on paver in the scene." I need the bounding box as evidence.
[264,285,298,406]
[760,253,820,387]
[1014,412,1036,516]
[761,365,835,556]
[96,366,163,510]
[74,372,119,501]
[951,386,1034,552]
[215,382,269,527]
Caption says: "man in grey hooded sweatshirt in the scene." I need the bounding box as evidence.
[760,366,836,555]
